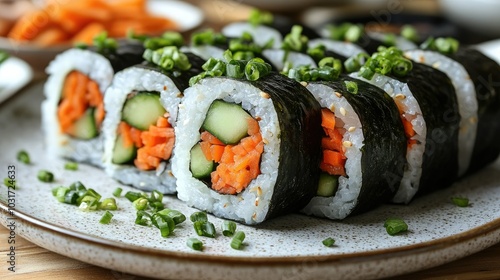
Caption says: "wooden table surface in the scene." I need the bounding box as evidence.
[1,0,499,279]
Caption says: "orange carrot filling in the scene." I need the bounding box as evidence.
[199,118,264,195]
[320,109,347,176]
[117,115,175,171]
[58,70,105,136]
[396,102,418,147]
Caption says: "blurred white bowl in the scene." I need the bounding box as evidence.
[439,0,500,37]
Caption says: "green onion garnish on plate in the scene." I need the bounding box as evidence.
[64,161,78,170]
[222,221,237,237]
[194,220,216,238]
[37,170,54,183]
[99,211,114,224]
[384,218,408,236]
[17,150,30,164]
[230,231,246,250]
[322,237,336,247]
[451,197,469,207]
[187,237,203,251]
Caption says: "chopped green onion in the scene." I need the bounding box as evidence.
[143,46,191,71]
[152,214,176,237]
[344,81,358,94]
[76,188,101,205]
[344,52,369,73]
[229,36,262,54]
[64,161,78,170]
[222,221,237,237]
[99,211,114,224]
[451,197,469,207]
[0,50,9,65]
[149,201,165,212]
[226,60,246,79]
[112,187,123,197]
[99,198,118,210]
[322,237,336,247]
[190,211,208,222]
[4,178,16,188]
[401,25,419,42]
[133,198,148,210]
[191,29,227,46]
[384,218,408,236]
[54,187,69,203]
[248,9,273,26]
[125,191,145,202]
[135,210,151,226]
[149,190,164,203]
[357,46,413,80]
[245,58,272,81]
[282,25,308,53]
[126,30,150,42]
[420,37,459,54]
[326,23,363,42]
[64,190,79,205]
[93,32,118,53]
[230,231,245,250]
[69,181,86,190]
[307,44,326,61]
[143,31,184,50]
[157,209,186,225]
[37,170,54,183]
[79,196,100,211]
[382,33,396,46]
[187,237,203,251]
[193,221,216,238]
[285,57,342,82]
[17,150,30,164]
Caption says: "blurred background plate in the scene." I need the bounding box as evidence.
[0,0,204,76]
[0,56,33,104]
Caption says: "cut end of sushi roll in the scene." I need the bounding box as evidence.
[173,73,322,224]
[42,48,114,167]
[222,22,283,49]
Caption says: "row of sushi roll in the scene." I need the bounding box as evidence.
[42,10,500,224]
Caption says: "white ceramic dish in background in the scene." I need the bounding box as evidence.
[0,82,500,280]
[0,0,204,74]
[439,0,500,37]
[0,56,32,104]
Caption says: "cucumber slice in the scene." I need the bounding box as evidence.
[190,143,214,179]
[202,100,252,145]
[112,134,137,164]
[67,108,98,140]
[122,92,166,131]
[316,173,339,197]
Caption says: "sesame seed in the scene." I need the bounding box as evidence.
[335,91,342,98]
[163,86,168,90]
[343,140,352,148]
[255,197,260,206]
[348,126,356,132]
[260,91,270,99]
[395,93,406,99]
[340,107,347,116]
[300,81,308,87]
[432,62,441,69]
[252,212,257,220]
[263,138,269,144]
[330,105,335,112]
[257,186,262,196]
[238,196,244,201]
[469,117,478,124]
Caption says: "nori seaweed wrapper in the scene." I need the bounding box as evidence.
[247,72,323,220]
[135,52,206,91]
[395,62,460,195]
[449,48,500,175]
[88,39,145,73]
[312,76,407,216]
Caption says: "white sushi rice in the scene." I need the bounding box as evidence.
[262,49,317,71]
[308,38,367,58]
[301,83,364,219]
[222,22,283,49]
[172,77,280,224]
[180,45,225,61]
[404,50,478,177]
[351,73,427,204]
[102,67,183,193]
[42,49,114,167]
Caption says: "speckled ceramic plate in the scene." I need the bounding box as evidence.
[1,82,500,280]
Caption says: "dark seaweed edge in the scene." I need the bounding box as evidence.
[88,39,145,73]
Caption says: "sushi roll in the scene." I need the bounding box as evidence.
[172,67,322,224]
[308,38,367,63]
[102,48,205,193]
[301,76,407,219]
[350,47,460,203]
[42,38,144,167]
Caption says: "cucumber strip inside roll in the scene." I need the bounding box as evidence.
[173,73,322,224]
[404,49,478,177]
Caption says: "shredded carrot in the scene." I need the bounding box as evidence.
[131,116,175,171]
[198,118,264,195]
[57,71,104,136]
[7,0,178,46]
[320,108,347,176]
[396,102,417,147]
